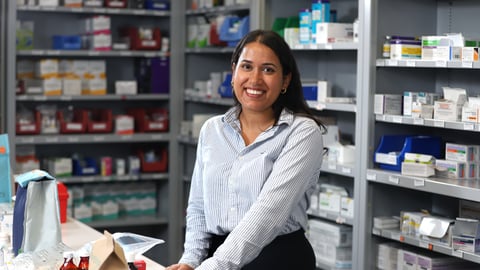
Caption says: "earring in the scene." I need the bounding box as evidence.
[231,81,234,87]
[281,88,287,94]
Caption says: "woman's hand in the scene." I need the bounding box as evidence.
[165,263,194,270]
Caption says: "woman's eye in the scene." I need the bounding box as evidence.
[263,67,275,73]
[240,64,252,70]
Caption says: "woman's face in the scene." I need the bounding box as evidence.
[232,41,291,115]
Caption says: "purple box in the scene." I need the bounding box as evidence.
[151,57,169,94]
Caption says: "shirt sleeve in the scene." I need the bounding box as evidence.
[178,121,212,268]
[197,119,324,270]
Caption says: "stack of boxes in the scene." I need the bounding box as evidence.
[84,15,112,51]
[307,219,352,269]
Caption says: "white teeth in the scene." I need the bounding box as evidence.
[246,89,262,95]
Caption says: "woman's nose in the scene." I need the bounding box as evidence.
[250,68,262,84]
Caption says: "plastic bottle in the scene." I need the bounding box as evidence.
[77,251,89,270]
[382,35,391,58]
[60,251,78,270]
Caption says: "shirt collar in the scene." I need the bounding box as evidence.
[223,106,294,133]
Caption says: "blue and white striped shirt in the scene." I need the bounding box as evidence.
[179,106,323,269]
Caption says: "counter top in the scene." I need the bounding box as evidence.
[62,218,165,270]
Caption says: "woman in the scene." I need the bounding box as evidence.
[167,29,325,270]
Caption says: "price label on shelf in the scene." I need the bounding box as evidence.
[435,60,447,67]
[414,178,425,187]
[413,118,424,125]
[46,137,59,143]
[325,44,333,50]
[463,123,474,130]
[462,61,473,68]
[451,249,463,258]
[328,162,337,170]
[366,172,377,180]
[385,59,398,66]
[93,136,105,142]
[433,120,445,128]
[392,116,403,123]
[67,136,79,143]
[419,241,433,250]
[406,60,416,67]
[388,175,399,184]
[341,167,352,174]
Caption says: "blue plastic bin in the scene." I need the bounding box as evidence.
[374,135,443,171]
[145,0,170,10]
[53,35,82,50]
[218,73,233,98]
[219,15,250,47]
[73,157,99,176]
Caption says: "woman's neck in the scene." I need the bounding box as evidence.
[238,109,275,145]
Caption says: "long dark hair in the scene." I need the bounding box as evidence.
[231,30,325,130]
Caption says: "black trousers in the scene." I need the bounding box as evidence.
[207,229,316,270]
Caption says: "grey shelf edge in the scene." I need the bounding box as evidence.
[17,49,168,58]
[366,169,480,203]
[16,132,172,145]
[315,261,348,270]
[16,93,170,102]
[57,172,169,184]
[372,228,480,264]
[307,100,357,113]
[184,95,235,106]
[292,42,358,51]
[17,5,170,16]
[185,47,235,54]
[308,209,354,226]
[86,215,168,228]
[375,114,480,132]
[185,4,249,15]
[376,58,480,69]
[321,161,355,177]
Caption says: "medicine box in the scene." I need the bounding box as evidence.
[445,143,478,162]
[418,216,454,246]
[319,191,341,213]
[400,211,429,236]
[315,23,353,44]
[397,249,417,270]
[340,197,354,218]
[390,39,421,60]
[374,94,402,115]
[435,159,466,179]
[421,36,452,61]
[462,106,479,123]
[308,219,352,247]
[35,59,59,79]
[461,47,479,62]
[433,100,462,121]
[452,218,480,253]
[412,102,434,119]
[403,91,418,116]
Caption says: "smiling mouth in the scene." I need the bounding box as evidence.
[246,88,264,95]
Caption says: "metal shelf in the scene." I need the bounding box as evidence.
[308,209,354,226]
[366,169,480,203]
[292,42,358,51]
[184,95,234,106]
[186,4,249,15]
[376,58,480,69]
[17,5,170,16]
[58,172,169,184]
[16,93,170,102]
[15,133,172,145]
[375,114,479,132]
[307,100,357,113]
[86,215,168,228]
[17,49,168,58]
[372,228,480,264]
[185,47,235,54]
[321,160,355,177]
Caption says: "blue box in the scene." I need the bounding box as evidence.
[145,0,170,10]
[303,83,318,101]
[374,135,443,171]
[53,35,82,50]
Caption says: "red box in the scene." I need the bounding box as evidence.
[121,27,161,50]
[138,148,168,172]
[57,182,69,223]
[58,109,88,134]
[127,108,169,132]
[16,110,41,135]
[105,0,126,8]
[87,109,113,133]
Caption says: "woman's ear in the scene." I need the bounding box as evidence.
[283,73,292,89]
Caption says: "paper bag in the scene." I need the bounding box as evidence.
[89,231,129,270]
[12,170,61,255]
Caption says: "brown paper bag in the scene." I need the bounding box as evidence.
[89,231,129,270]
